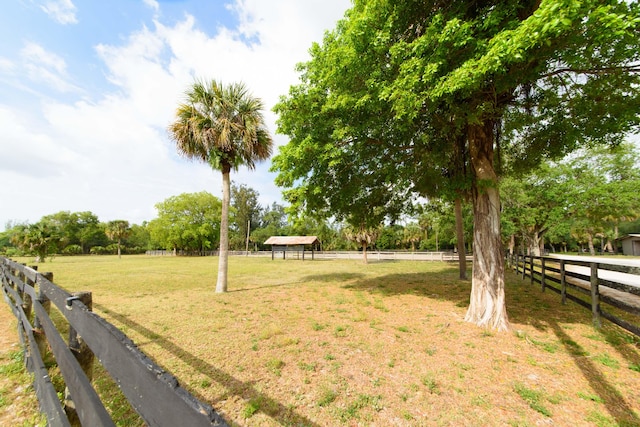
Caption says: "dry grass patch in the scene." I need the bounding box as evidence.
[9,255,640,426]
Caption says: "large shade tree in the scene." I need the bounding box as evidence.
[273,0,640,330]
[148,192,222,254]
[168,80,273,292]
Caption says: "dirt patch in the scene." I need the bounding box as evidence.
[0,298,43,426]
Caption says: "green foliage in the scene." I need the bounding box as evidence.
[230,183,261,250]
[273,0,640,329]
[502,142,640,254]
[62,244,83,255]
[10,222,59,262]
[148,192,222,253]
[105,220,130,258]
[168,79,273,172]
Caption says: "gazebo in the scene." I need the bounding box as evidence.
[264,236,320,260]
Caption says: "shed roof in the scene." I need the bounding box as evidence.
[264,236,319,245]
[618,234,640,241]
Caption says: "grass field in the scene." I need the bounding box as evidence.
[7,255,640,426]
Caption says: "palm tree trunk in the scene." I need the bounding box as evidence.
[216,163,231,293]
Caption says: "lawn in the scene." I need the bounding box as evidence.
[11,255,640,426]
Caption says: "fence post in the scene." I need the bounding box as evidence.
[34,272,53,361]
[17,263,26,298]
[590,263,602,329]
[522,256,526,280]
[560,260,566,305]
[22,265,37,322]
[64,291,95,426]
[540,258,546,292]
[530,257,534,285]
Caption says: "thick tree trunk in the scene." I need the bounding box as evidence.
[464,122,509,331]
[362,242,369,264]
[455,197,467,280]
[587,233,595,256]
[216,164,231,293]
[528,230,543,256]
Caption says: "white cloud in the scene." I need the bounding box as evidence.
[0,0,351,229]
[0,57,15,73]
[40,0,78,25]
[20,42,81,93]
[0,105,81,178]
[143,0,159,14]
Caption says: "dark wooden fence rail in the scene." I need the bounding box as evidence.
[509,254,640,337]
[0,257,228,427]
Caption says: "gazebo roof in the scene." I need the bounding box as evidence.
[264,236,319,245]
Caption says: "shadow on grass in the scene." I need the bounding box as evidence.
[93,303,320,427]
[506,270,640,424]
[599,326,640,372]
[227,282,303,293]
[549,320,640,426]
[338,268,471,308]
[303,272,365,283]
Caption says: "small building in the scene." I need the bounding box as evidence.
[264,236,320,260]
[619,234,640,256]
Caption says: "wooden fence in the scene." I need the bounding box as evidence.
[509,254,640,337]
[0,257,228,427]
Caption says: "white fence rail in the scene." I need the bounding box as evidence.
[146,249,468,261]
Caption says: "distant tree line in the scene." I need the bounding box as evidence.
[2,143,639,261]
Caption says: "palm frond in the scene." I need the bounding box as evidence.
[168,78,274,171]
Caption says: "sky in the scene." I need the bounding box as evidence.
[0,0,352,231]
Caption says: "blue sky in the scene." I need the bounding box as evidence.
[0,0,351,230]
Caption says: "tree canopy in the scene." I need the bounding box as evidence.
[148,192,222,255]
[272,0,640,330]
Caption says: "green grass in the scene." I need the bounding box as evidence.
[0,350,46,426]
[513,382,552,418]
[593,353,620,369]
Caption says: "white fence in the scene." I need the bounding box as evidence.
[146,249,469,261]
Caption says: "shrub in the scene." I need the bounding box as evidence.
[63,244,83,255]
[106,244,120,254]
[90,246,108,255]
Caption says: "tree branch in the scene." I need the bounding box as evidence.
[542,64,640,78]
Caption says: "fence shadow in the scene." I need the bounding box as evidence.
[548,320,640,426]
[93,303,320,427]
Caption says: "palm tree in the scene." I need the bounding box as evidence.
[343,224,381,265]
[168,79,273,292]
[105,220,130,259]
[11,223,58,262]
